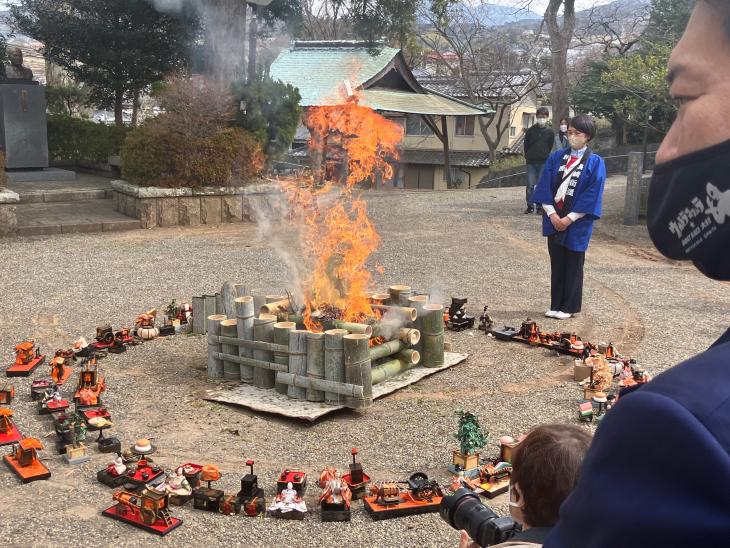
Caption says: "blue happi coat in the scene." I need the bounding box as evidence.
[530,148,606,252]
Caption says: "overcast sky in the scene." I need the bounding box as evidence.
[489,0,617,12]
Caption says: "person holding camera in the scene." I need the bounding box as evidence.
[544,2,730,546]
[446,425,591,548]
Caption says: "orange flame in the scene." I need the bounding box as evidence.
[282,96,402,331]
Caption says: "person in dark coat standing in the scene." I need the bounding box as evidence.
[530,115,606,320]
[544,2,730,546]
[523,106,555,214]
[554,118,569,150]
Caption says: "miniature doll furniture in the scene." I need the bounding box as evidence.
[103,488,182,536]
[343,447,370,499]
[0,383,14,404]
[192,464,224,512]
[7,341,45,377]
[237,459,266,516]
[0,408,22,446]
[3,437,51,482]
[50,353,72,385]
[277,469,307,496]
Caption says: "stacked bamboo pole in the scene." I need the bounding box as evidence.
[203,281,449,411]
[287,330,308,400]
[408,295,428,357]
[324,329,347,405]
[371,304,417,322]
[369,339,404,362]
[344,334,372,409]
[235,296,255,382]
[306,332,325,402]
[220,319,240,380]
[388,285,412,306]
[252,314,276,388]
[421,303,445,367]
[273,322,295,395]
[207,314,227,378]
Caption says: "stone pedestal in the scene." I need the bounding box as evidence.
[0,82,49,169]
[0,187,19,237]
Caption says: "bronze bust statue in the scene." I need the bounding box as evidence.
[4,47,33,81]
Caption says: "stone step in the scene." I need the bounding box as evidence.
[16,199,140,236]
[17,188,114,204]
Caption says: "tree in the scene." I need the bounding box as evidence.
[12,0,198,126]
[45,83,90,117]
[573,1,650,56]
[295,0,422,49]
[601,45,676,145]
[544,0,576,128]
[643,0,693,48]
[455,410,487,456]
[571,58,629,143]
[418,2,549,163]
[232,73,302,160]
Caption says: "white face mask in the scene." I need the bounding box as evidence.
[508,482,523,508]
[568,133,588,150]
[536,118,547,127]
[560,124,568,132]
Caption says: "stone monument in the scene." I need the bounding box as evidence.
[0,46,50,171]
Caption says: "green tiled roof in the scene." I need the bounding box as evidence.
[270,41,400,106]
[270,41,490,116]
[361,88,487,116]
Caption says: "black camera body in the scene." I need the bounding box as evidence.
[439,488,521,547]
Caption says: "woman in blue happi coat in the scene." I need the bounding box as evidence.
[530,115,606,320]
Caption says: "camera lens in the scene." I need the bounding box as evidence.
[439,488,518,547]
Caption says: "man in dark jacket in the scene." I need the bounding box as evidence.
[545,1,730,546]
[523,106,555,214]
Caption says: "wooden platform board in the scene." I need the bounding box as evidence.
[363,494,442,520]
[203,352,468,421]
[6,355,45,377]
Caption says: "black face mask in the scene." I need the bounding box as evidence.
[647,139,730,281]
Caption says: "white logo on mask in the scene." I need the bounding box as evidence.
[706,182,730,224]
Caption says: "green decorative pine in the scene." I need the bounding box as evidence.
[455,410,487,456]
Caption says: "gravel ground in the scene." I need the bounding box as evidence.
[0,175,728,547]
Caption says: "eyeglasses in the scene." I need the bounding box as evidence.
[566,130,585,137]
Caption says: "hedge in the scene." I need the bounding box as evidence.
[47,115,128,163]
[121,122,265,188]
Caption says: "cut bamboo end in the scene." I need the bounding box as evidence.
[207,314,228,322]
[265,294,287,302]
[325,328,349,336]
[400,328,420,346]
[344,333,370,341]
[274,321,296,330]
[389,284,411,292]
[257,313,277,321]
[220,319,237,328]
[235,296,254,304]
[422,303,444,312]
[408,295,428,305]
[372,292,391,305]
[398,349,420,365]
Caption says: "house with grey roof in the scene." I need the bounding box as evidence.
[270,40,494,190]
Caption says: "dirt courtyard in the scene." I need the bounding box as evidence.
[0,175,727,547]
